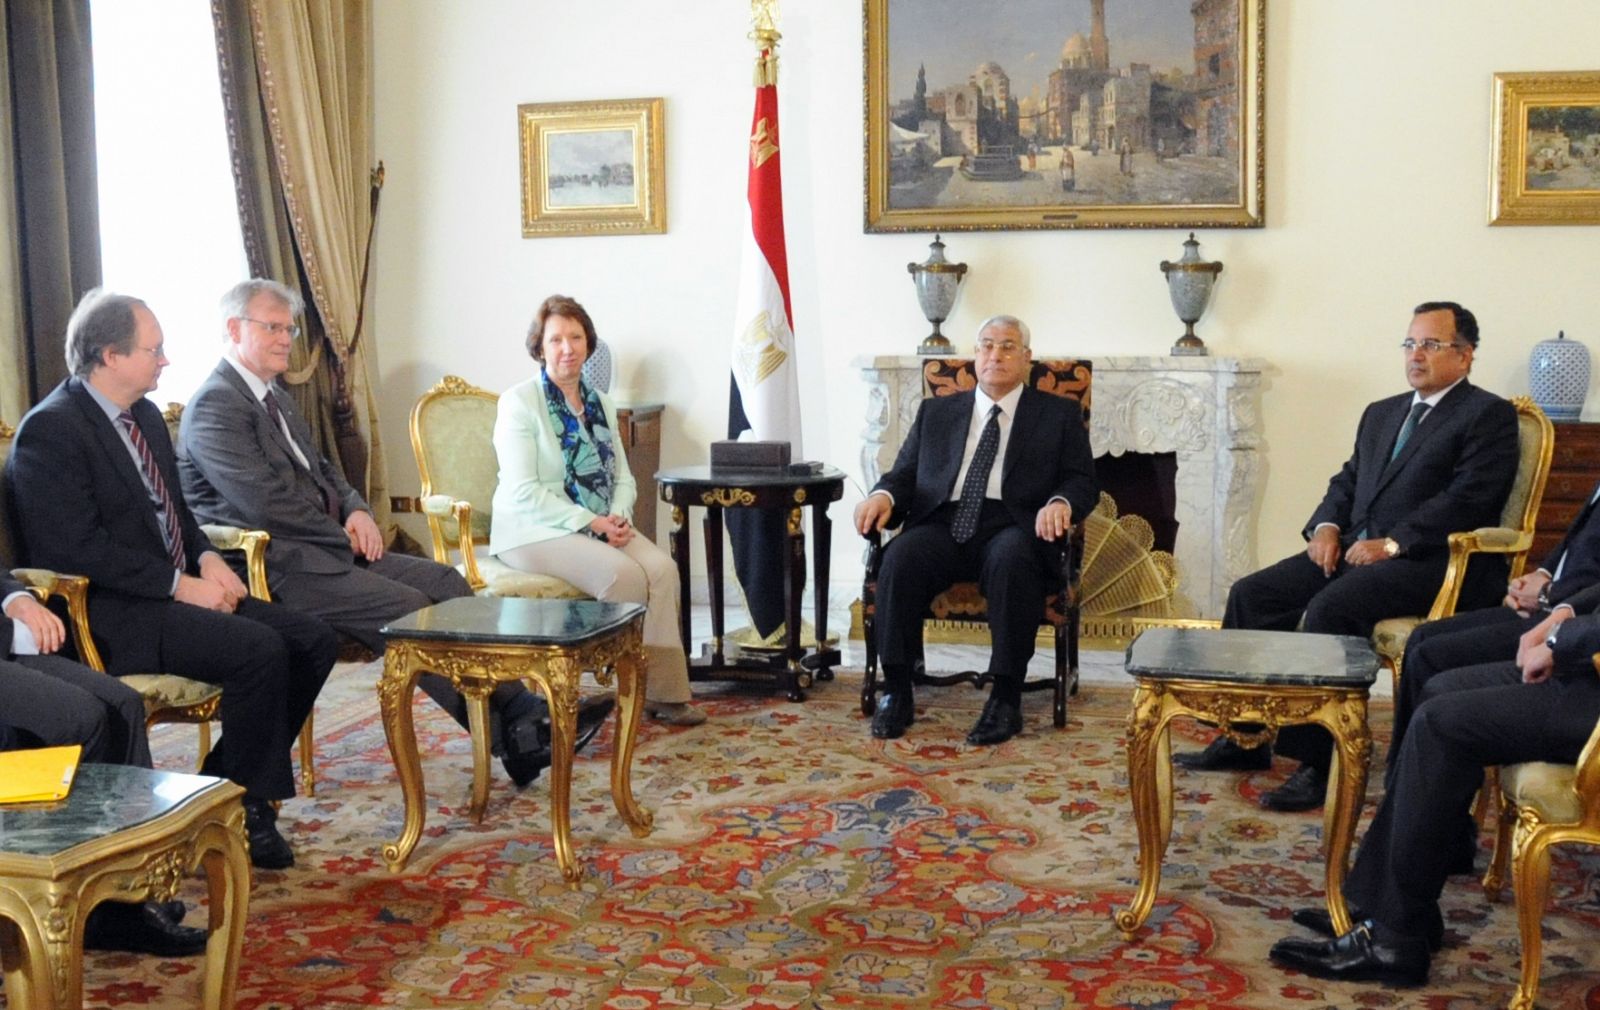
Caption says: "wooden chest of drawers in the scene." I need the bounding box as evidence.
[1532,421,1600,564]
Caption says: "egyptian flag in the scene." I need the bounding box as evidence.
[727,38,802,639]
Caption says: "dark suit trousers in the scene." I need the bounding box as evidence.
[268,552,543,748]
[876,500,1048,699]
[0,654,152,766]
[1228,550,1503,773]
[1345,661,1600,942]
[154,597,338,801]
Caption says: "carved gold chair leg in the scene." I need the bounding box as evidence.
[196,722,214,773]
[298,716,316,797]
[1482,797,1518,901]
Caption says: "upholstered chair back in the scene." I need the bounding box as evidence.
[1503,397,1554,539]
[411,375,501,547]
[920,358,1093,424]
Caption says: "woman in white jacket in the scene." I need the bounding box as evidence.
[490,295,703,725]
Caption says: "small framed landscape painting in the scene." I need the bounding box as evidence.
[1490,71,1600,226]
[863,0,1265,232]
[519,98,666,237]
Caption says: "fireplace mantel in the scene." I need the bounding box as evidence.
[854,354,1266,618]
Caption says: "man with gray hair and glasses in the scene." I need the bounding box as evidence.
[855,315,1097,746]
[177,279,611,789]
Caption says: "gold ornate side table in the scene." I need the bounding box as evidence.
[1115,627,1378,941]
[377,597,653,879]
[0,766,249,1010]
[656,464,846,701]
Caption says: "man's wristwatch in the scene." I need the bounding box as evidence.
[1382,538,1401,558]
[1546,623,1562,650]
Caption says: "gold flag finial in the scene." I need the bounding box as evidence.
[750,0,781,87]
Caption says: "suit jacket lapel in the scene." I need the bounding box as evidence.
[1000,387,1032,487]
[1374,383,1468,492]
[216,362,304,469]
[67,379,168,549]
[939,392,974,497]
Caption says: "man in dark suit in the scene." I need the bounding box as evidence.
[0,565,211,955]
[1176,302,1520,811]
[1268,609,1600,987]
[176,279,609,787]
[854,315,1097,746]
[5,288,339,870]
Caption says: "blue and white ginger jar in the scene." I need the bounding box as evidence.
[1529,331,1590,421]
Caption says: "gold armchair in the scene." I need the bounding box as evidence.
[1478,658,1600,1010]
[1371,397,1554,682]
[409,375,584,600]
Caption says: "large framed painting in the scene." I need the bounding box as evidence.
[864,0,1265,232]
[1490,71,1600,226]
[518,98,666,238]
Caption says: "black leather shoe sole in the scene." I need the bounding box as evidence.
[1172,737,1272,771]
[1269,930,1430,987]
[1259,768,1327,812]
[244,800,294,870]
[966,698,1023,747]
[871,693,914,739]
[1291,906,1441,952]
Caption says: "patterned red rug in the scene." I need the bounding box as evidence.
[30,662,1600,1009]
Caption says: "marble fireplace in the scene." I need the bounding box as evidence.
[855,355,1266,619]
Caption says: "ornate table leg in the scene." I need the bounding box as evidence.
[0,884,66,1009]
[705,507,725,664]
[463,680,495,824]
[542,656,583,883]
[379,644,427,872]
[811,500,833,681]
[670,505,690,658]
[198,804,250,1010]
[783,505,807,702]
[610,635,654,838]
[1115,682,1176,940]
[1318,691,1371,938]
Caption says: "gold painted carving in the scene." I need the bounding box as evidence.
[702,488,757,508]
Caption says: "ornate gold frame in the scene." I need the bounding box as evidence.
[1490,71,1600,225]
[863,0,1266,232]
[518,97,667,237]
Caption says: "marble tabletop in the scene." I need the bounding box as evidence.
[0,764,226,858]
[380,596,645,646]
[655,464,846,489]
[1125,627,1378,688]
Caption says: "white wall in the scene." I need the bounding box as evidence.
[372,1,1600,614]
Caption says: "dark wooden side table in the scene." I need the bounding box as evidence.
[657,465,846,701]
[615,403,663,541]
[1533,420,1600,562]
[1116,627,1378,942]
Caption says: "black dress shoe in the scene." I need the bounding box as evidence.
[871,691,914,739]
[1173,736,1271,771]
[84,901,208,957]
[244,798,294,870]
[502,696,618,788]
[1269,921,1430,987]
[1260,763,1327,812]
[1291,906,1441,952]
[966,695,1023,747]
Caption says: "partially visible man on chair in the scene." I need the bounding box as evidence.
[0,565,209,956]
[6,288,339,869]
[1176,302,1520,811]
[854,315,1097,746]
[177,279,611,788]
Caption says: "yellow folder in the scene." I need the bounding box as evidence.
[0,744,82,804]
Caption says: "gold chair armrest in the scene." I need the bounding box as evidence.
[9,567,105,673]
[1574,663,1600,814]
[200,524,272,602]
[1425,527,1536,621]
[419,494,455,566]
[420,496,486,592]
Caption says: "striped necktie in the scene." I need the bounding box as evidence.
[117,410,187,571]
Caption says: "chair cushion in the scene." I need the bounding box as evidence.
[120,674,224,713]
[1372,616,1422,661]
[1499,761,1582,824]
[472,556,587,599]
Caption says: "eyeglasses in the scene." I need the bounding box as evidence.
[241,317,303,339]
[1399,338,1466,354]
[127,343,166,360]
[976,338,1025,357]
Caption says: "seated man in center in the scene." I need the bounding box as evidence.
[177,279,610,788]
[1176,301,1520,811]
[854,314,1097,746]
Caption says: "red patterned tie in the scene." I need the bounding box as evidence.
[117,410,187,571]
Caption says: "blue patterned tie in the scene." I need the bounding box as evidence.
[1391,402,1430,462]
[951,405,1001,544]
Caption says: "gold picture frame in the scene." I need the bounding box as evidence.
[1490,71,1600,226]
[518,98,666,238]
[864,0,1265,233]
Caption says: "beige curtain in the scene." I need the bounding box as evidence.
[0,0,100,422]
[235,0,388,525]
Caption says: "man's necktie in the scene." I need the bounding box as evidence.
[1390,402,1431,462]
[264,391,340,522]
[951,405,1001,544]
[117,410,187,571]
